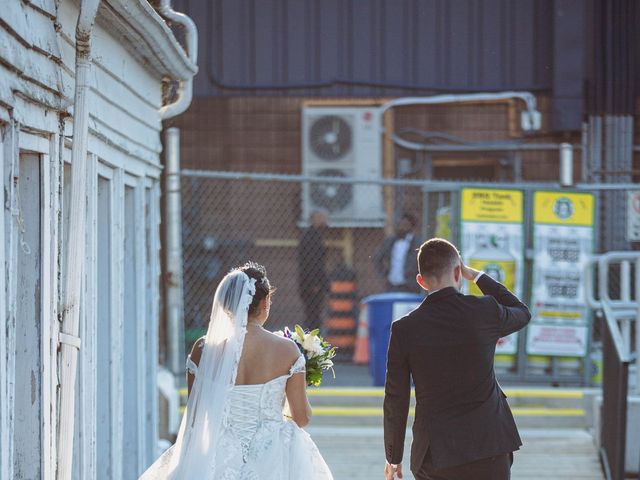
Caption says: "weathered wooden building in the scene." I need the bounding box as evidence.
[0,1,196,479]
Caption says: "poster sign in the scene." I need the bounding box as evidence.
[460,188,524,354]
[527,191,595,357]
[527,324,589,356]
[627,191,640,242]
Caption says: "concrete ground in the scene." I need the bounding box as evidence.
[307,363,604,479]
[174,362,605,478]
[308,426,603,480]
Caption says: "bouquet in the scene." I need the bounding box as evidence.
[276,325,336,387]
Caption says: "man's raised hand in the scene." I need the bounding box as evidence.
[461,263,481,282]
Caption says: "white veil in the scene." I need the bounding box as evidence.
[140,270,256,479]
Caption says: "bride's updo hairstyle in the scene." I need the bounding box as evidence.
[238,261,275,316]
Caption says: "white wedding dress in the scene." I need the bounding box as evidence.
[140,270,333,480]
[202,354,334,479]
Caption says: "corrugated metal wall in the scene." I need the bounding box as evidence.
[175,0,555,96]
[172,0,638,132]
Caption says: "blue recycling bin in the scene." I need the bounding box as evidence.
[364,292,424,386]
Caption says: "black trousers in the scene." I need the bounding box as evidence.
[413,452,513,480]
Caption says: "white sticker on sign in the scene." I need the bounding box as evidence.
[526,324,589,357]
[627,191,640,242]
[496,332,518,355]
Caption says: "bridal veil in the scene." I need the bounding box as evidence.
[140,270,256,479]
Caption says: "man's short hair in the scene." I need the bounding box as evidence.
[417,238,460,280]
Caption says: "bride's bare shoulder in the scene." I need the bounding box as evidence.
[266,330,301,358]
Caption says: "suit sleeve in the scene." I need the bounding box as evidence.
[476,274,531,338]
[384,321,411,465]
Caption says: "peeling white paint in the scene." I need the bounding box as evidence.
[0,1,195,479]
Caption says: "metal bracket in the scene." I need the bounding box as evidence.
[59,332,81,350]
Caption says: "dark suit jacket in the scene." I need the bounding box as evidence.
[383,274,531,472]
[373,234,421,289]
[297,226,328,296]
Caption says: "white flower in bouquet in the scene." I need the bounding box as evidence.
[319,358,334,369]
[302,334,324,358]
[290,331,301,343]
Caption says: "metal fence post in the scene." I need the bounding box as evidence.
[165,127,186,378]
[636,256,640,394]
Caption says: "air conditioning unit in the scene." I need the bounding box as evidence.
[301,107,384,227]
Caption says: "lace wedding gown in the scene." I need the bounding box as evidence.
[196,354,334,479]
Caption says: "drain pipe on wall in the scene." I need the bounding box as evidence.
[159,0,198,120]
[56,1,100,479]
[158,0,198,380]
[163,127,185,378]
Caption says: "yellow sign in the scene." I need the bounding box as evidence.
[534,192,595,226]
[469,259,516,296]
[461,188,523,223]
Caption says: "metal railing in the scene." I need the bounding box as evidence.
[586,252,639,480]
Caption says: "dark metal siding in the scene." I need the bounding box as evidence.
[175,0,555,97]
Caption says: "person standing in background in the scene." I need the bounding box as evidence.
[374,213,421,293]
[298,210,329,329]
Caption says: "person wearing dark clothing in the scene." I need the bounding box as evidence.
[383,238,531,480]
[297,211,329,330]
[374,213,421,293]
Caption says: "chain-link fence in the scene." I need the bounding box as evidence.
[180,170,639,381]
[181,172,427,359]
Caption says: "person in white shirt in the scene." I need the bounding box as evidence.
[374,213,421,293]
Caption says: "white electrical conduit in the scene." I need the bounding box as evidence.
[57,1,100,479]
[158,0,198,119]
[379,91,539,116]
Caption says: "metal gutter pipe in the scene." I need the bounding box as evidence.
[164,127,185,377]
[158,0,198,120]
[56,0,100,479]
[157,1,197,381]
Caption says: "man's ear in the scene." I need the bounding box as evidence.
[453,264,461,282]
[416,274,429,291]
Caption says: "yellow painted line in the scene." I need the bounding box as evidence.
[306,388,583,399]
[181,387,583,400]
[178,405,584,417]
[314,407,387,417]
[307,389,384,397]
[505,390,583,399]
[311,406,585,417]
[511,407,585,417]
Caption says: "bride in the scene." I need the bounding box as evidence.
[141,262,334,479]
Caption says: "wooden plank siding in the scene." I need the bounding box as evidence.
[0,0,196,479]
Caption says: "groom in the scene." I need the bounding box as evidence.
[383,238,531,480]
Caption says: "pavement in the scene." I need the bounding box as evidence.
[309,426,603,480]
[177,363,605,479]
[306,363,604,479]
